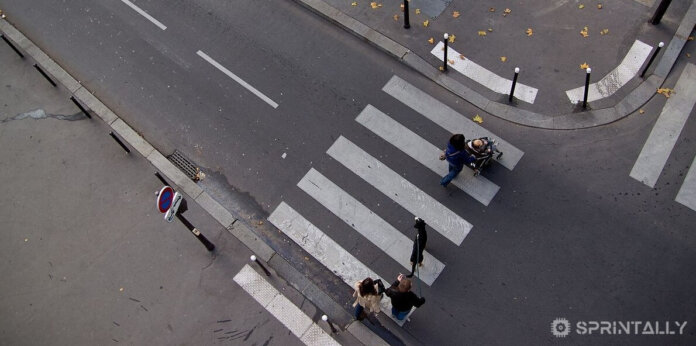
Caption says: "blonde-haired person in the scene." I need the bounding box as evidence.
[352,277,382,320]
[385,274,425,320]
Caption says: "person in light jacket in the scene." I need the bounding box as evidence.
[352,277,382,320]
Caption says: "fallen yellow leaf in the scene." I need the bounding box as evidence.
[526,28,533,36]
[439,66,445,71]
[415,8,421,14]
[689,36,694,41]
[448,59,455,65]
[579,4,585,9]
[453,11,460,18]
[657,88,673,98]
[503,8,511,16]
[351,1,357,6]
[459,54,466,60]
[489,7,495,12]
[600,29,609,35]
[580,26,589,38]
[580,62,590,69]
[400,3,404,11]
[428,37,434,44]
[394,14,399,20]
[597,4,603,9]
[500,56,507,62]
[119,287,124,292]
[370,2,377,8]
[488,28,493,32]
[423,19,429,27]
[687,53,692,58]
[639,109,645,114]
[478,30,487,36]
[473,114,483,123]
[24,238,28,242]
[448,34,456,43]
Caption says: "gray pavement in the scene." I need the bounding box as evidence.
[296,0,696,128]
[0,34,365,345]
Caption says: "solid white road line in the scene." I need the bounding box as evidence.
[327,136,472,246]
[382,75,524,170]
[676,154,696,212]
[233,265,340,346]
[196,50,279,108]
[430,41,538,104]
[268,202,414,326]
[356,105,499,206]
[566,40,652,104]
[120,0,167,30]
[298,168,445,286]
[630,63,696,188]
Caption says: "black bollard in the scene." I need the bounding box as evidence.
[154,172,169,186]
[70,96,92,119]
[33,64,57,87]
[641,42,664,78]
[443,33,449,71]
[176,213,215,252]
[403,0,410,29]
[509,67,520,102]
[650,0,672,25]
[322,315,338,333]
[1,34,24,58]
[250,255,271,276]
[582,67,591,109]
[109,132,131,153]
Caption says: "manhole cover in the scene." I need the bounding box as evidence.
[168,150,200,181]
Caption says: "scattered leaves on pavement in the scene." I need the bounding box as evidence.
[439,66,445,71]
[578,4,585,9]
[580,62,590,69]
[473,114,483,123]
[580,26,589,38]
[500,56,507,62]
[600,29,609,35]
[687,53,691,58]
[526,28,533,36]
[488,28,493,32]
[453,11,460,18]
[24,238,28,242]
[489,7,496,12]
[370,2,382,9]
[448,59,455,65]
[428,37,434,44]
[120,287,124,292]
[689,36,694,41]
[394,14,399,20]
[423,19,429,27]
[351,2,357,6]
[597,4,603,9]
[657,88,674,98]
[400,3,404,11]
[503,8,511,16]
[448,34,456,43]
[415,8,421,14]
[478,30,487,36]
[459,54,466,60]
[639,109,645,114]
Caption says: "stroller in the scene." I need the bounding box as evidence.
[464,137,503,176]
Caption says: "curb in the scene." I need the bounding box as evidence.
[293,0,696,130]
[0,17,388,346]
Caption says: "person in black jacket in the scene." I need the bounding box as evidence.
[385,274,425,320]
[406,217,427,278]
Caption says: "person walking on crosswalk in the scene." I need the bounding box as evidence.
[385,274,426,321]
[352,277,383,321]
[406,217,427,278]
[439,134,472,187]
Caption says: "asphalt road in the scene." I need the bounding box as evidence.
[1,0,694,344]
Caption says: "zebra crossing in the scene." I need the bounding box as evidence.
[630,63,696,211]
[268,75,524,325]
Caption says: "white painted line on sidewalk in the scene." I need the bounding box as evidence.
[676,153,696,212]
[356,105,499,206]
[430,41,538,104]
[566,40,652,104]
[120,0,167,30]
[327,136,472,246]
[196,50,279,108]
[298,168,445,285]
[383,75,524,170]
[630,63,696,188]
[233,264,340,346]
[268,202,413,326]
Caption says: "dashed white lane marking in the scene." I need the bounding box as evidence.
[356,104,499,205]
[327,136,472,246]
[630,63,696,188]
[233,265,340,346]
[676,153,696,212]
[566,40,652,104]
[268,202,413,326]
[196,50,279,108]
[383,75,524,170]
[120,0,167,30]
[430,41,538,104]
[298,168,445,285]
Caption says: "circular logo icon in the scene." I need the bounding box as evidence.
[551,318,571,338]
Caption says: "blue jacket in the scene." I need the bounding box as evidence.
[444,142,474,167]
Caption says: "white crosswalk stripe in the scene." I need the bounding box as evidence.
[233,264,341,346]
[676,154,696,211]
[382,75,524,170]
[356,104,500,206]
[430,41,538,104]
[298,168,445,285]
[630,63,696,188]
[268,202,415,326]
[327,136,472,246]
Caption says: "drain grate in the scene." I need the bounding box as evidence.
[168,149,200,181]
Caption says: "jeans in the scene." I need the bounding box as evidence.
[354,303,364,320]
[391,307,409,320]
[440,162,463,186]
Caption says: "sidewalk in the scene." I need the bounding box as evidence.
[0,23,372,345]
[296,0,696,129]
